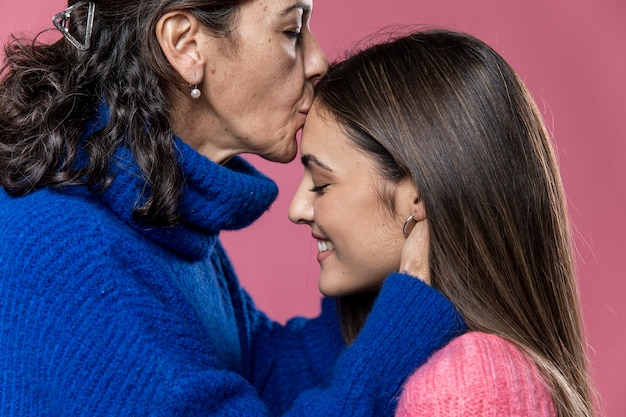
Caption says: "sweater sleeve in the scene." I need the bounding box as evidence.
[237,271,467,417]
[395,332,557,417]
[240,294,345,414]
[282,273,467,417]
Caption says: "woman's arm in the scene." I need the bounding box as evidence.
[241,271,466,417]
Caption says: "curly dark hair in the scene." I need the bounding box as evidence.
[0,0,243,226]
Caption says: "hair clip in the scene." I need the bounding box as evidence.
[52,1,96,51]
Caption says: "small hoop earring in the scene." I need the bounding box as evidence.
[190,84,201,99]
[402,212,417,238]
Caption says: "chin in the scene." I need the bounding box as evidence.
[259,141,298,163]
[319,288,340,298]
[319,281,350,298]
[269,152,298,164]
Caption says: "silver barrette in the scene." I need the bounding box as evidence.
[52,1,96,51]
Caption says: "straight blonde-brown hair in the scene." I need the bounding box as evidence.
[316,29,596,417]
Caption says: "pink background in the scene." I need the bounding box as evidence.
[2,1,624,415]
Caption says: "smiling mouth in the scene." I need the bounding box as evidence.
[317,240,335,252]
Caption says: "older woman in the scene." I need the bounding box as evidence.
[0,2,464,416]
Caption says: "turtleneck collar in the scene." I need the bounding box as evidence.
[85,104,279,260]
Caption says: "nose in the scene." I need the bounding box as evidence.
[288,176,315,225]
[304,33,328,82]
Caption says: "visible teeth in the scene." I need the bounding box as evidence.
[317,240,334,252]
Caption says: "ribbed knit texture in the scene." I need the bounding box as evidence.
[395,332,557,417]
[0,105,466,416]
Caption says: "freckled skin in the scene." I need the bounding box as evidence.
[188,0,327,164]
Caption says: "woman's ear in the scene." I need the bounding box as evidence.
[412,194,426,223]
[397,176,426,222]
[155,11,206,86]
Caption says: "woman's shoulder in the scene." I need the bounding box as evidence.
[1,187,127,240]
[395,331,556,417]
[0,187,140,269]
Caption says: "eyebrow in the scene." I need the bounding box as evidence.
[281,1,311,16]
[301,154,334,172]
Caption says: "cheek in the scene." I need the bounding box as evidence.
[318,213,402,296]
[352,213,404,273]
[333,218,382,267]
[314,199,346,236]
[272,52,305,94]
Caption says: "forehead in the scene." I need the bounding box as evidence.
[301,105,373,171]
[301,104,341,151]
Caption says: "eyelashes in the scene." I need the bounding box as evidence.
[284,30,304,41]
[309,184,329,194]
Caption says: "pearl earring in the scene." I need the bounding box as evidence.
[190,84,201,99]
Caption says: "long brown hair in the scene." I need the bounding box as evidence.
[0,0,243,226]
[315,29,595,417]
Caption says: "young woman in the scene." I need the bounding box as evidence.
[0,1,464,416]
[289,29,596,417]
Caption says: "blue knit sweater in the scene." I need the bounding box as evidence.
[0,107,466,416]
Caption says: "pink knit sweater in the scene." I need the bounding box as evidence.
[395,332,556,417]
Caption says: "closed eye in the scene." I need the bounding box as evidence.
[284,29,304,41]
[309,184,329,194]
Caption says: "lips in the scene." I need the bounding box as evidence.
[316,238,334,264]
[312,233,334,262]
